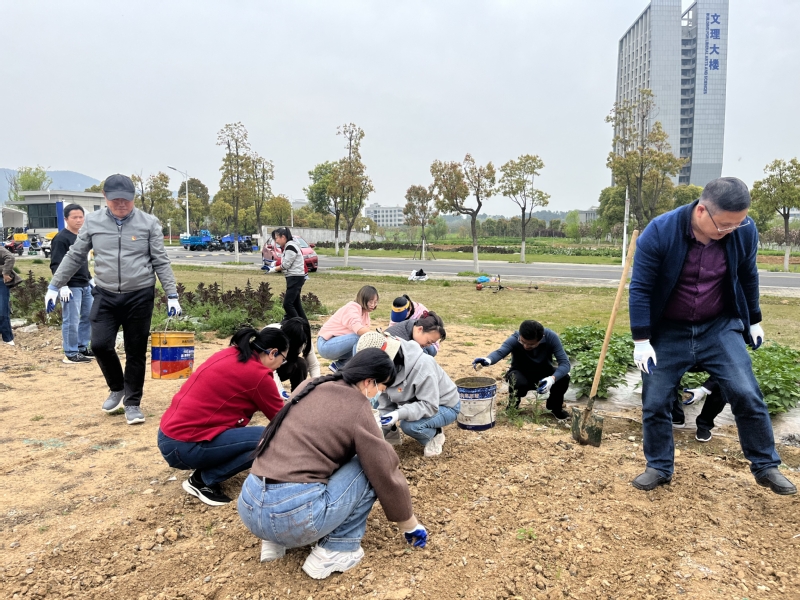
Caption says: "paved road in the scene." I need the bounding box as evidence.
[162,247,800,290]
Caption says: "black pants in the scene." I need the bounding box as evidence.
[90,286,155,406]
[671,377,725,428]
[283,276,307,321]
[277,357,308,392]
[505,365,570,412]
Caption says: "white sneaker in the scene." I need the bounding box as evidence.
[424,430,445,457]
[301,545,364,579]
[260,539,286,562]
[4,340,14,346]
[384,425,403,446]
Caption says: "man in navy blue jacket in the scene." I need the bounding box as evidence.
[473,320,571,419]
[629,177,795,495]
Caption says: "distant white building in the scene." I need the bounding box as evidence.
[291,199,308,211]
[14,191,105,233]
[365,203,404,228]
[578,206,599,224]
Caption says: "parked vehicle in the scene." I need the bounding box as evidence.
[221,234,256,253]
[4,237,25,256]
[262,236,318,272]
[180,229,216,251]
[41,237,51,258]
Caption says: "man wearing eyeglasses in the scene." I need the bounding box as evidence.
[473,319,571,420]
[45,174,181,426]
[628,177,795,495]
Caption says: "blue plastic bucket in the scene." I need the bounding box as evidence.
[455,376,497,431]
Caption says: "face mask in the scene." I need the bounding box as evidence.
[364,380,382,401]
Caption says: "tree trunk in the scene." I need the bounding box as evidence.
[783,216,790,272]
[470,214,479,273]
[334,213,340,256]
[421,225,426,261]
[344,225,352,267]
[520,208,527,263]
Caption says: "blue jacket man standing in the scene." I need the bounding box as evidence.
[628,177,795,495]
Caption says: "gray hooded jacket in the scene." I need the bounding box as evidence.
[50,207,177,295]
[281,239,305,277]
[377,339,459,422]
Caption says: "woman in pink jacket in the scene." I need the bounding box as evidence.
[316,285,378,371]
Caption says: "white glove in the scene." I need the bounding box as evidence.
[59,286,73,303]
[750,323,764,350]
[89,278,96,288]
[633,340,657,374]
[167,297,182,317]
[45,288,59,313]
[682,386,711,406]
[537,376,556,394]
[381,411,400,427]
[472,357,492,370]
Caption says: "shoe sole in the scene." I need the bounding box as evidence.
[63,357,91,364]
[695,433,712,443]
[182,479,230,506]
[302,548,364,579]
[756,479,798,496]
[672,423,685,429]
[631,477,671,491]
[126,415,146,425]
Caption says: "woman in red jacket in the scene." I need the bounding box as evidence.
[158,326,289,506]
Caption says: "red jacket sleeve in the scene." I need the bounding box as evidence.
[253,371,284,420]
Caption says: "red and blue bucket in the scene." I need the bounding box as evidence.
[151,332,195,379]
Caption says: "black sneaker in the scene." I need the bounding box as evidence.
[79,347,96,359]
[672,419,685,429]
[695,427,712,442]
[551,408,570,420]
[182,471,232,506]
[63,354,92,364]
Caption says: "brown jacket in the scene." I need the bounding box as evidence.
[1,247,23,288]
[250,379,413,523]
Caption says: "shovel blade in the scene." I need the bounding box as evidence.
[570,406,604,447]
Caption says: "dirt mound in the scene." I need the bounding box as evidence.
[2,326,799,599]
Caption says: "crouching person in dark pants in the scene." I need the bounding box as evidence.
[45,174,182,425]
[158,326,289,506]
[473,319,571,420]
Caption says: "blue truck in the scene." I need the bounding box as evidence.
[179,230,220,251]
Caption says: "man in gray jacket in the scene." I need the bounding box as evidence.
[45,174,181,425]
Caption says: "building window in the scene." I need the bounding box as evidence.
[26,203,58,229]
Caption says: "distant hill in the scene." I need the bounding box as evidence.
[0,168,100,203]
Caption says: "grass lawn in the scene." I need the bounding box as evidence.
[16,263,800,349]
[314,247,620,265]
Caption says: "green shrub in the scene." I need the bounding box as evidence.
[560,325,633,398]
[206,307,250,338]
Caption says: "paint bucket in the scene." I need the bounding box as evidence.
[455,376,497,431]
[151,331,195,379]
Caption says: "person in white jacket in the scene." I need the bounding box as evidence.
[357,332,460,457]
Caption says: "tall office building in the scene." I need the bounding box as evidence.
[614,0,729,187]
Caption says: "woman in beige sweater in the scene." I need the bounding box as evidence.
[237,347,428,579]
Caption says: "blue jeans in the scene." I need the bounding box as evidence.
[400,402,460,445]
[61,285,93,356]
[157,427,265,485]
[317,333,360,366]
[237,456,376,552]
[642,316,780,478]
[0,282,12,343]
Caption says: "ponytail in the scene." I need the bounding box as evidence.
[253,347,396,458]
[230,326,289,363]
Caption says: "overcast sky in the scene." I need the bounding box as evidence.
[1,0,798,216]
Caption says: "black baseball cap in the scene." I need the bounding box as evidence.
[103,174,135,201]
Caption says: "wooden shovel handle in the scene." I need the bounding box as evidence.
[586,230,639,410]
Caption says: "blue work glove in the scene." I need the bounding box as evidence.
[167,297,182,317]
[280,390,290,400]
[381,411,400,428]
[633,340,657,374]
[44,287,59,313]
[472,357,491,370]
[749,323,764,350]
[537,376,555,394]
[59,286,73,303]
[404,524,428,548]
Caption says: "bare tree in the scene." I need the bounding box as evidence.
[498,154,550,262]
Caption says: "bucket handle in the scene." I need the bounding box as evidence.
[459,403,495,419]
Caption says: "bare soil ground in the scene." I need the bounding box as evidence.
[1,324,799,600]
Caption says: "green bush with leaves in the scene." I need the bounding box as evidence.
[680,342,800,415]
[560,325,633,398]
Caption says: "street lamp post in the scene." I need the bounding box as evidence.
[168,165,190,236]
[167,219,172,245]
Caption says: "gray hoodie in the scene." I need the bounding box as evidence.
[377,339,459,422]
[50,207,177,295]
[281,239,305,277]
